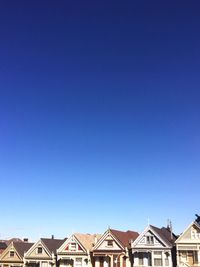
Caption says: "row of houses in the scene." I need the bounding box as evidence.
[1,215,200,267]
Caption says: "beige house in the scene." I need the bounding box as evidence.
[92,228,139,267]
[0,241,33,267]
[24,237,65,267]
[176,218,200,267]
[131,225,177,267]
[57,233,100,267]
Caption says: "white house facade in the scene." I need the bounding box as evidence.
[131,225,176,267]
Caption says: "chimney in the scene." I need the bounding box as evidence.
[23,238,28,242]
[51,235,54,239]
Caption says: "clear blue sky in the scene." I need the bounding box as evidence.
[0,0,200,241]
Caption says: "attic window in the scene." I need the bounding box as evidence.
[37,247,43,254]
[146,236,154,244]
[10,251,14,257]
[107,240,113,247]
[70,243,76,251]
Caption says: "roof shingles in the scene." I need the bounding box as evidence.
[110,229,139,248]
[14,242,34,258]
[41,238,65,254]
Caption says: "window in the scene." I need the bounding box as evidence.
[154,251,162,266]
[154,259,162,266]
[154,251,162,255]
[146,236,154,245]
[37,247,43,254]
[70,243,76,251]
[10,251,14,257]
[107,240,113,247]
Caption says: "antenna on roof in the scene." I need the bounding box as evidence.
[147,218,150,226]
[167,219,173,240]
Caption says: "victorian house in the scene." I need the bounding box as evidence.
[92,228,139,267]
[24,237,65,267]
[57,233,100,267]
[131,225,177,267]
[176,215,200,267]
[0,241,33,267]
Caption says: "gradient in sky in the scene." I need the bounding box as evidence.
[0,1,200,241]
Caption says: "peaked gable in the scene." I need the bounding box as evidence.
[132,225,172,249]
[41,238,65,254]
[57,235,86,254]
[14,242,34,258]
[176,221,200,244]
[24,239,52,259]
[0,242,22,262]
[93,229,136,251]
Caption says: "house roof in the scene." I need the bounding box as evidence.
[74,233,101,250]
[4,238,23,246]
[150,225,177,246]
[14,242,34,258]
[110,229,139,248]
[175,220,200,243]
[0,242,7,250]
[41,238,66,254]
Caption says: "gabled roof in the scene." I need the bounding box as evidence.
[41,238,66,254]
[14,242,34,258]
[74,233,101,250]
[110,229,139,248]
[175,220,200,243]
[0,241,34,261]
[150,225,177,246]
[93,228,139,251]
[132,224,176,248]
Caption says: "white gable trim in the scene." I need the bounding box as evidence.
[24,239,51,258]
[92,229,124,251]
[57,235,87,254]
[132,225,170,248]
[175,221,200,243]
[0,242,22,261]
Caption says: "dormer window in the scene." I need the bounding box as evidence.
[107,240,113,247]
[37,247,43,254]
[146,236,154,244]
[10,251,14,257]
